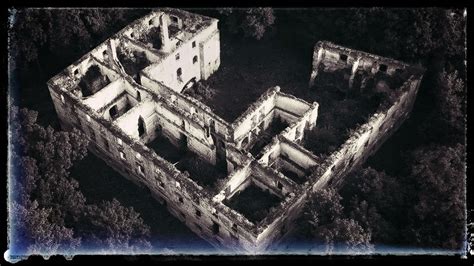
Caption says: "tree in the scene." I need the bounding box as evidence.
[80,199,152,252]
[9,9,48,67]
[435,69,466,134]
[9,106,89,164]
[218,8,275,40]
[341,167,405,217]
[10,201,81,256]
[303,188,373,253]
[345,198,395,245]
[9,106,89,222]
[339,143,466,251]
[407,144,465,250]
[241,8,275,40]
[340,167,405,245]
[9,106,88,253]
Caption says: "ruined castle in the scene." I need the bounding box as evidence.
[47,8,424,253]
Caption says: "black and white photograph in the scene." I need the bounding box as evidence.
[4,4,469,263]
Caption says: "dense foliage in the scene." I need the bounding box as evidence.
[9,106,151,255]
[301,188,373,253]
[217,8,276,40]
[338,143,465,251]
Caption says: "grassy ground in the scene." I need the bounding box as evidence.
[224,183,282,224]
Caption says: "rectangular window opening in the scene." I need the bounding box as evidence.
[212,221,220,235]
[339,54,348,62]
[277,181,283,190]
[103,138,109,150]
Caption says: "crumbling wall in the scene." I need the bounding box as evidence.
[280,101,318,143]
[247,43,423,252]
[257,138,281,164]
[152,102,217,164]
[119,36,163,63]
[55,93,239,250]
[70,58,122,94]
[309,41,412,90]
[47,9,268,253]
[231,87,279,144]
[99,93,135,121]
[114,100,156,139]
[141,72,231,138]
[225,144,250,173]
[83,79,127,110]
[129,13,219,93]
[232,89,317,150]
[89,41,113,65]
[277,138,319,176]
[251,162,296,198]
[254,190,306,251]
[221,164,252,199]
[275,92,312,118]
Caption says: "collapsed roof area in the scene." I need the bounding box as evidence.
[47,8,424,253]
